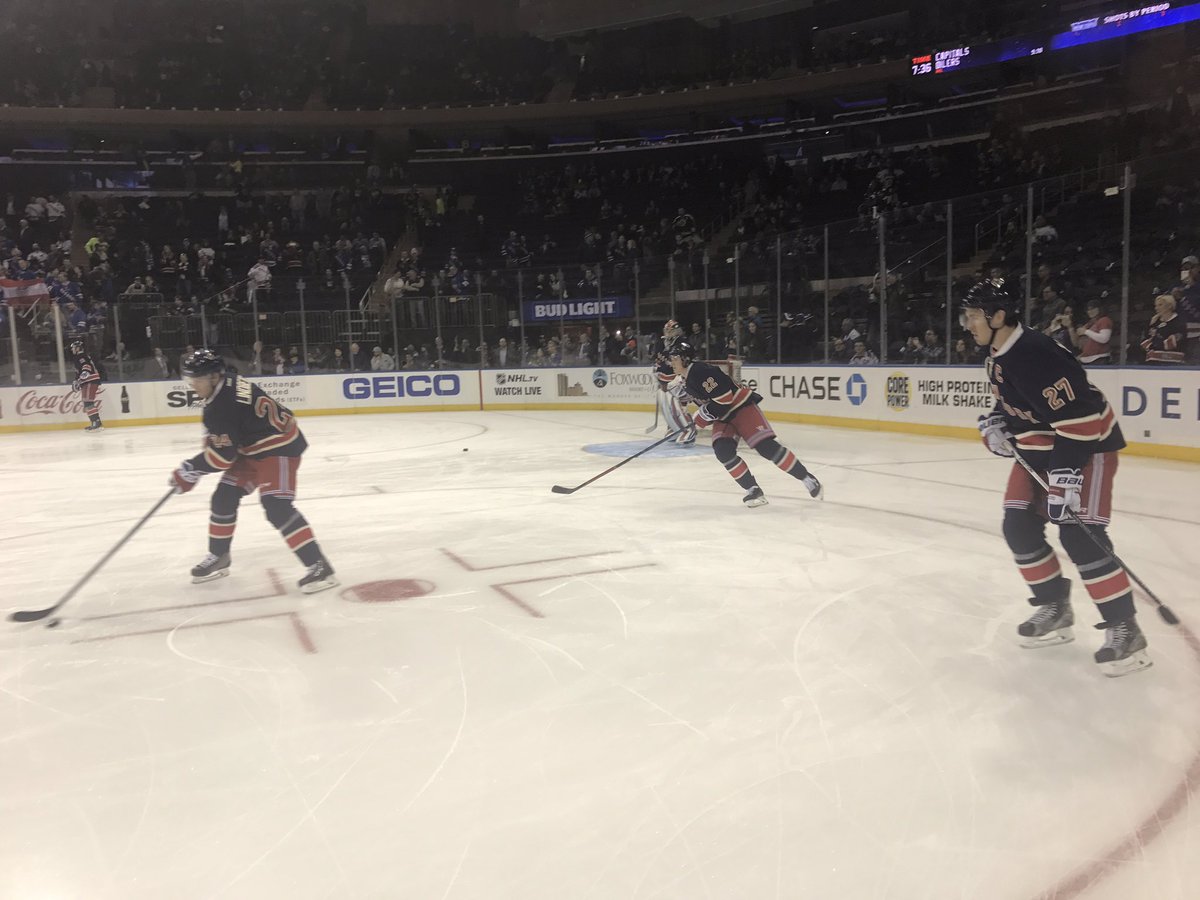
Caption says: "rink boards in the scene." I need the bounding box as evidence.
[1,364,1197,460]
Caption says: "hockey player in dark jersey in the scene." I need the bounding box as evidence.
[962,278,1150,676]
[668,339,821,506]
[69,340,104,432]
[169,349,337,594]
[652,319,696,444]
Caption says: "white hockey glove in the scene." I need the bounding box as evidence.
[170,460,203,494]
[692,403,716,429]
[71,379,81,393]
[1046,468,1083,523]
[977,413,1014,458]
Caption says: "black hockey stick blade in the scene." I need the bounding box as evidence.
[8,487,175,624]
[551,429,683,496]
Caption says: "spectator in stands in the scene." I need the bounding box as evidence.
[840,318,861,347]
[921,329,944,363]
[330,347,348,373]
[1043,305,1075,348]
[349,342,369,372]
[494,337,515,367]
[1177,255,1200,362]
[1075,301,1113,364]
[144,347,176,380]
[689,321,710,358]
[1031,215,1058,243]
[1141,294,1187,364]
[1036,285,1065,328]
[63,301,88,340]
[271,348,286,375]
[370,346,394,371]
[899,335,925,365]
[953,338,975,364]
[849,340,878,365]
[287,351,306,375]
[743,320,767,362]
[247,257,272,306]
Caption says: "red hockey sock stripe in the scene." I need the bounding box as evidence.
[727,460,749,480]
[208,522,237,539]
[774,451,797,472]
[1083,570,1132,604]
[1018,552,1062,585]
[285,526,314,551]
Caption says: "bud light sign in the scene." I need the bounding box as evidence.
[523,296,634,322]
[342,374,461,400]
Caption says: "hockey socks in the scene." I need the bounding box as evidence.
[277,509,326,567]
[208,511,238,556]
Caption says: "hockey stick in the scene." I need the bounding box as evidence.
[9,487,176,624]
[1007,445,1179,626]
[552,429,683,495]
[644,399,660,434]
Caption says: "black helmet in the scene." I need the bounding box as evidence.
[69,340,85,356]
[961,277,1021,325]
[667,338,697,365]
[181,348,225,378]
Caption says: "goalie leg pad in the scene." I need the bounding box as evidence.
[659,390,691,432]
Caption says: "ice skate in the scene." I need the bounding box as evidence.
[802,474,823,500]
[299,559,338,594]
[743,486,769,508]
[1094,619,1152,677]
[191,552,231,583]
[1017,583,1074,648]
[84,422,104,432]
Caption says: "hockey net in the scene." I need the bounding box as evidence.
[705,358,743,386]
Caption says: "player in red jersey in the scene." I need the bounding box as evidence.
[169,349,337,594]
[668,339,821,507]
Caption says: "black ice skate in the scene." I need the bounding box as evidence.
[191,552,231,583]
[1017,582,1074,648]
[743,486,769,508]
[84,421,104,432]
[802,474,823,500]
[1094,618,1152,678]
[299,559,338,594]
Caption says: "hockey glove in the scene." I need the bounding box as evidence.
[977,413,1014,457]
[71,379,81,393]
[692,404,716,429]
[1046,467,1083,523]
[170,461,203,494]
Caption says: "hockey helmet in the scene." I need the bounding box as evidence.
[68,340,86,356]
[667,338,697,365]
[960,277,1021,327]
[662,319,683,341]
[181,348,225,378]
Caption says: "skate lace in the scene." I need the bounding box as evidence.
[1102,622,1130,648]
[199,552,219,566]
[1030,604,1062,626]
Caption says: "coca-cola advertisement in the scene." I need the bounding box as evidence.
[13,386,105,419]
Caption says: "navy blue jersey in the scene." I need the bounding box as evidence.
[188,375,306,474]
[682,360,761,422]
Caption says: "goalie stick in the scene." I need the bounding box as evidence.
[9,488,176,624]
[644,399,660,434]
[552,429,683,495]
[1007,444,1179,626]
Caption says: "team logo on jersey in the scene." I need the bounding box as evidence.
[886,373,910,411]
[592,369,608,388]
[846,373,869,406]
[209,434,233,448]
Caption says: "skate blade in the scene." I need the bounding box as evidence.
[300,576,339,595]
[743,497,770,508]
[1019,627,1074,649]
[1098,650,1153,678]
[191,569,230,584]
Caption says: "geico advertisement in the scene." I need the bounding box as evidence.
[341,373,462,402]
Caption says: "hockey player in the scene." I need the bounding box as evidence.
[963,277,1150,676]
[169,349,337,594]
[652,319,696,444]
[69,339,104,432]
[668,339,821,506]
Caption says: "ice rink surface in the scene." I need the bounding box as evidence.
[1,410,1198,900]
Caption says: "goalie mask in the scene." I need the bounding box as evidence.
[69,340,86,356]
[662,319,683,343]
